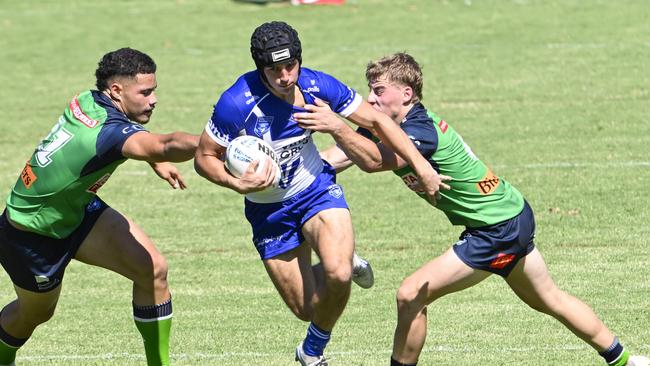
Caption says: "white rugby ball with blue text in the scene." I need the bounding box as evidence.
[225,135,281,187]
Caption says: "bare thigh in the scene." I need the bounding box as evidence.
[399,247,491,306]
[263,242,315,321]
[505,248,559,308]
[302,208,354,281]
[74,207,168,303]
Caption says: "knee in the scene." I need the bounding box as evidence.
[323,262,352,291]
[19,302,57,327]
[525,289,566,316]
[133,251,169,290]
[395,279,428,315]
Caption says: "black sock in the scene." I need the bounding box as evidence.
[599,337,629,365]
[391,356,417,366]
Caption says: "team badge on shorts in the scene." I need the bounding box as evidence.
[35,275,59,291]
[254,116,273,136]
[86,198,103,212]
[327,184,343,199]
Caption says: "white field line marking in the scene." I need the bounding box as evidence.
[17,343,650,361]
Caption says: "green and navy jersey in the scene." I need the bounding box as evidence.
[360,103,524,227]
[5,90,147,238]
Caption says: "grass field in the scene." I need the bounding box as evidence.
[1,0,649,365]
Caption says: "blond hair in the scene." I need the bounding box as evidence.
[365,52,423,103]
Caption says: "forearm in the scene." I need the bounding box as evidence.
[320,145,354,173]
[372,120,430,174]
[193,153,245,193]
[160,132,199,162]
[330,126,385,172]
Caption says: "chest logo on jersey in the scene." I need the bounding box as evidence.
[254,116,273,137]
[87,173,111,194]
[20,161,37,189]
[476,170,500,195]
[70,96,99,128]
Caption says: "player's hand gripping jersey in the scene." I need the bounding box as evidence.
[362,103,524,227]
[6,90,147,238]
[205,67,361,203]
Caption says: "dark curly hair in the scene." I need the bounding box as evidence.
[95,48,156,91]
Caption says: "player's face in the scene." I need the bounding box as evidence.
[262,59,300,96]
[367,77,410,123]
[115,73,158,124]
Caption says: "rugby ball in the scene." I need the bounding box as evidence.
[225,135,281,187]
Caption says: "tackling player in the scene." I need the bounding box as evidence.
[294,52,648,366]
[0,48,198,366]
[194,22,449,365]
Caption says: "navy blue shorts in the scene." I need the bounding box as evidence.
[245,163,348,260]
[452,200,536,277]
[0,197,109,292]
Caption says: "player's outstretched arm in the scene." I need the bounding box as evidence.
[193,131,275,194]
[346,101,450,204]
[122,131,199,162]
[296,99,394,172]
[320,145,354,172]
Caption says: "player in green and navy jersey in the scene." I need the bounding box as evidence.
[0,48,198,366]
[294,53,648,366]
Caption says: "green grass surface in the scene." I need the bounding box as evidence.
[0,0,648,365]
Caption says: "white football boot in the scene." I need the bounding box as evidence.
[295,341,329,366]
[628,355,650,366]
[352,252,374,289]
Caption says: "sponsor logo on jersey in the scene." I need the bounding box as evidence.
[476,170,500,195]
[490,253,516,269]
[271,48,291,63]
[70,96,99,128]
[87,173,111,193]
[20,161,37,189]
[121,124,146,134]
[207,121,231,144]
[244,91,260,105]
[400,172,424,193]
[254,116,273,136]
[327,184,343,199]
[438,120,448,133]
[305,85,320,94]
[278,134,310,160]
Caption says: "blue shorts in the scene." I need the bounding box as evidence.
[0,197,108,292]
[245,163,348,260]
[452,200,536,277]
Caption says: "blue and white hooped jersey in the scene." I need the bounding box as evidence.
[205,67,362,203]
